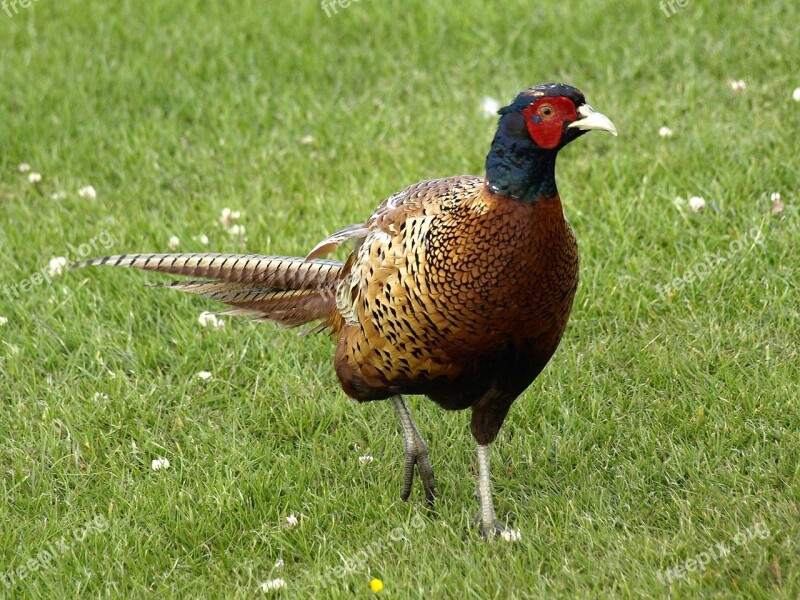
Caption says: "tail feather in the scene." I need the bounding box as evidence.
[73,253,343,290]
[217,289,335,327]
[74,253,344,328]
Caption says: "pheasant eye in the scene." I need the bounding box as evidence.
[539,104,555,118]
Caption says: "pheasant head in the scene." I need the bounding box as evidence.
[485,83,617,202]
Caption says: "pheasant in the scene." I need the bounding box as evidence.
[76,83,616,537]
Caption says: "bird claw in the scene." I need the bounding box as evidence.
[400,442,436,505]
[480,522,505,540]
[472,513,506,539]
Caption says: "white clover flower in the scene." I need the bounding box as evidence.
[260,578,286,592]
[78,185,97,199]
[771,192,784,214]
[285,514,299,528]
[0,316,8,326]
[274,558,285,568]
[18,163,31,173]
[219,207,241,228]
[47,256,68,277]
[688,196,706,212]
[196,371,213,381]
[198,311,225,329]
[28,172,42,184]
[793,88,800,102]
[500,528,522,542]
[151,457,170,471]
[51,191,67,201]
[358,455,374,464]
[481,96,501,118]
[228,224,246,237]
[658,126,674,138]
[197,234,210,245]
[300,134,314,145]
[730,79,746,92]
[93,392,109,401]
[168,235,180,250]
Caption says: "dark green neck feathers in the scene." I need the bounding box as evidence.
[484,111,558,203]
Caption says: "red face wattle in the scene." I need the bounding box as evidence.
[520,96,579,150]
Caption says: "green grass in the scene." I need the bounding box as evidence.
[1,0,799,597]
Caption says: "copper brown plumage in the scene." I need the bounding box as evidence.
[75,83,617,537]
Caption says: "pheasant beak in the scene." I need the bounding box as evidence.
[568,104,618,136]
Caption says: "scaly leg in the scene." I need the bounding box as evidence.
[390,395,435,505]
[476,443,502,538]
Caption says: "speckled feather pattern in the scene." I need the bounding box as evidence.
[327,177,579,442]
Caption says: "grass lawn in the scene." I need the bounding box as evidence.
[1,0,798,597]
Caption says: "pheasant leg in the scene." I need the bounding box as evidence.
[390,395,435,505]
[476,443,503,538]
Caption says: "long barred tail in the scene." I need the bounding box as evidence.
[73,253,344,327]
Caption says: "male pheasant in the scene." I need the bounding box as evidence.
[76,83,616,537]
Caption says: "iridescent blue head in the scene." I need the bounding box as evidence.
[485,83,616,203]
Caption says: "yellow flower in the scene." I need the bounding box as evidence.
[370,578,384,593]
